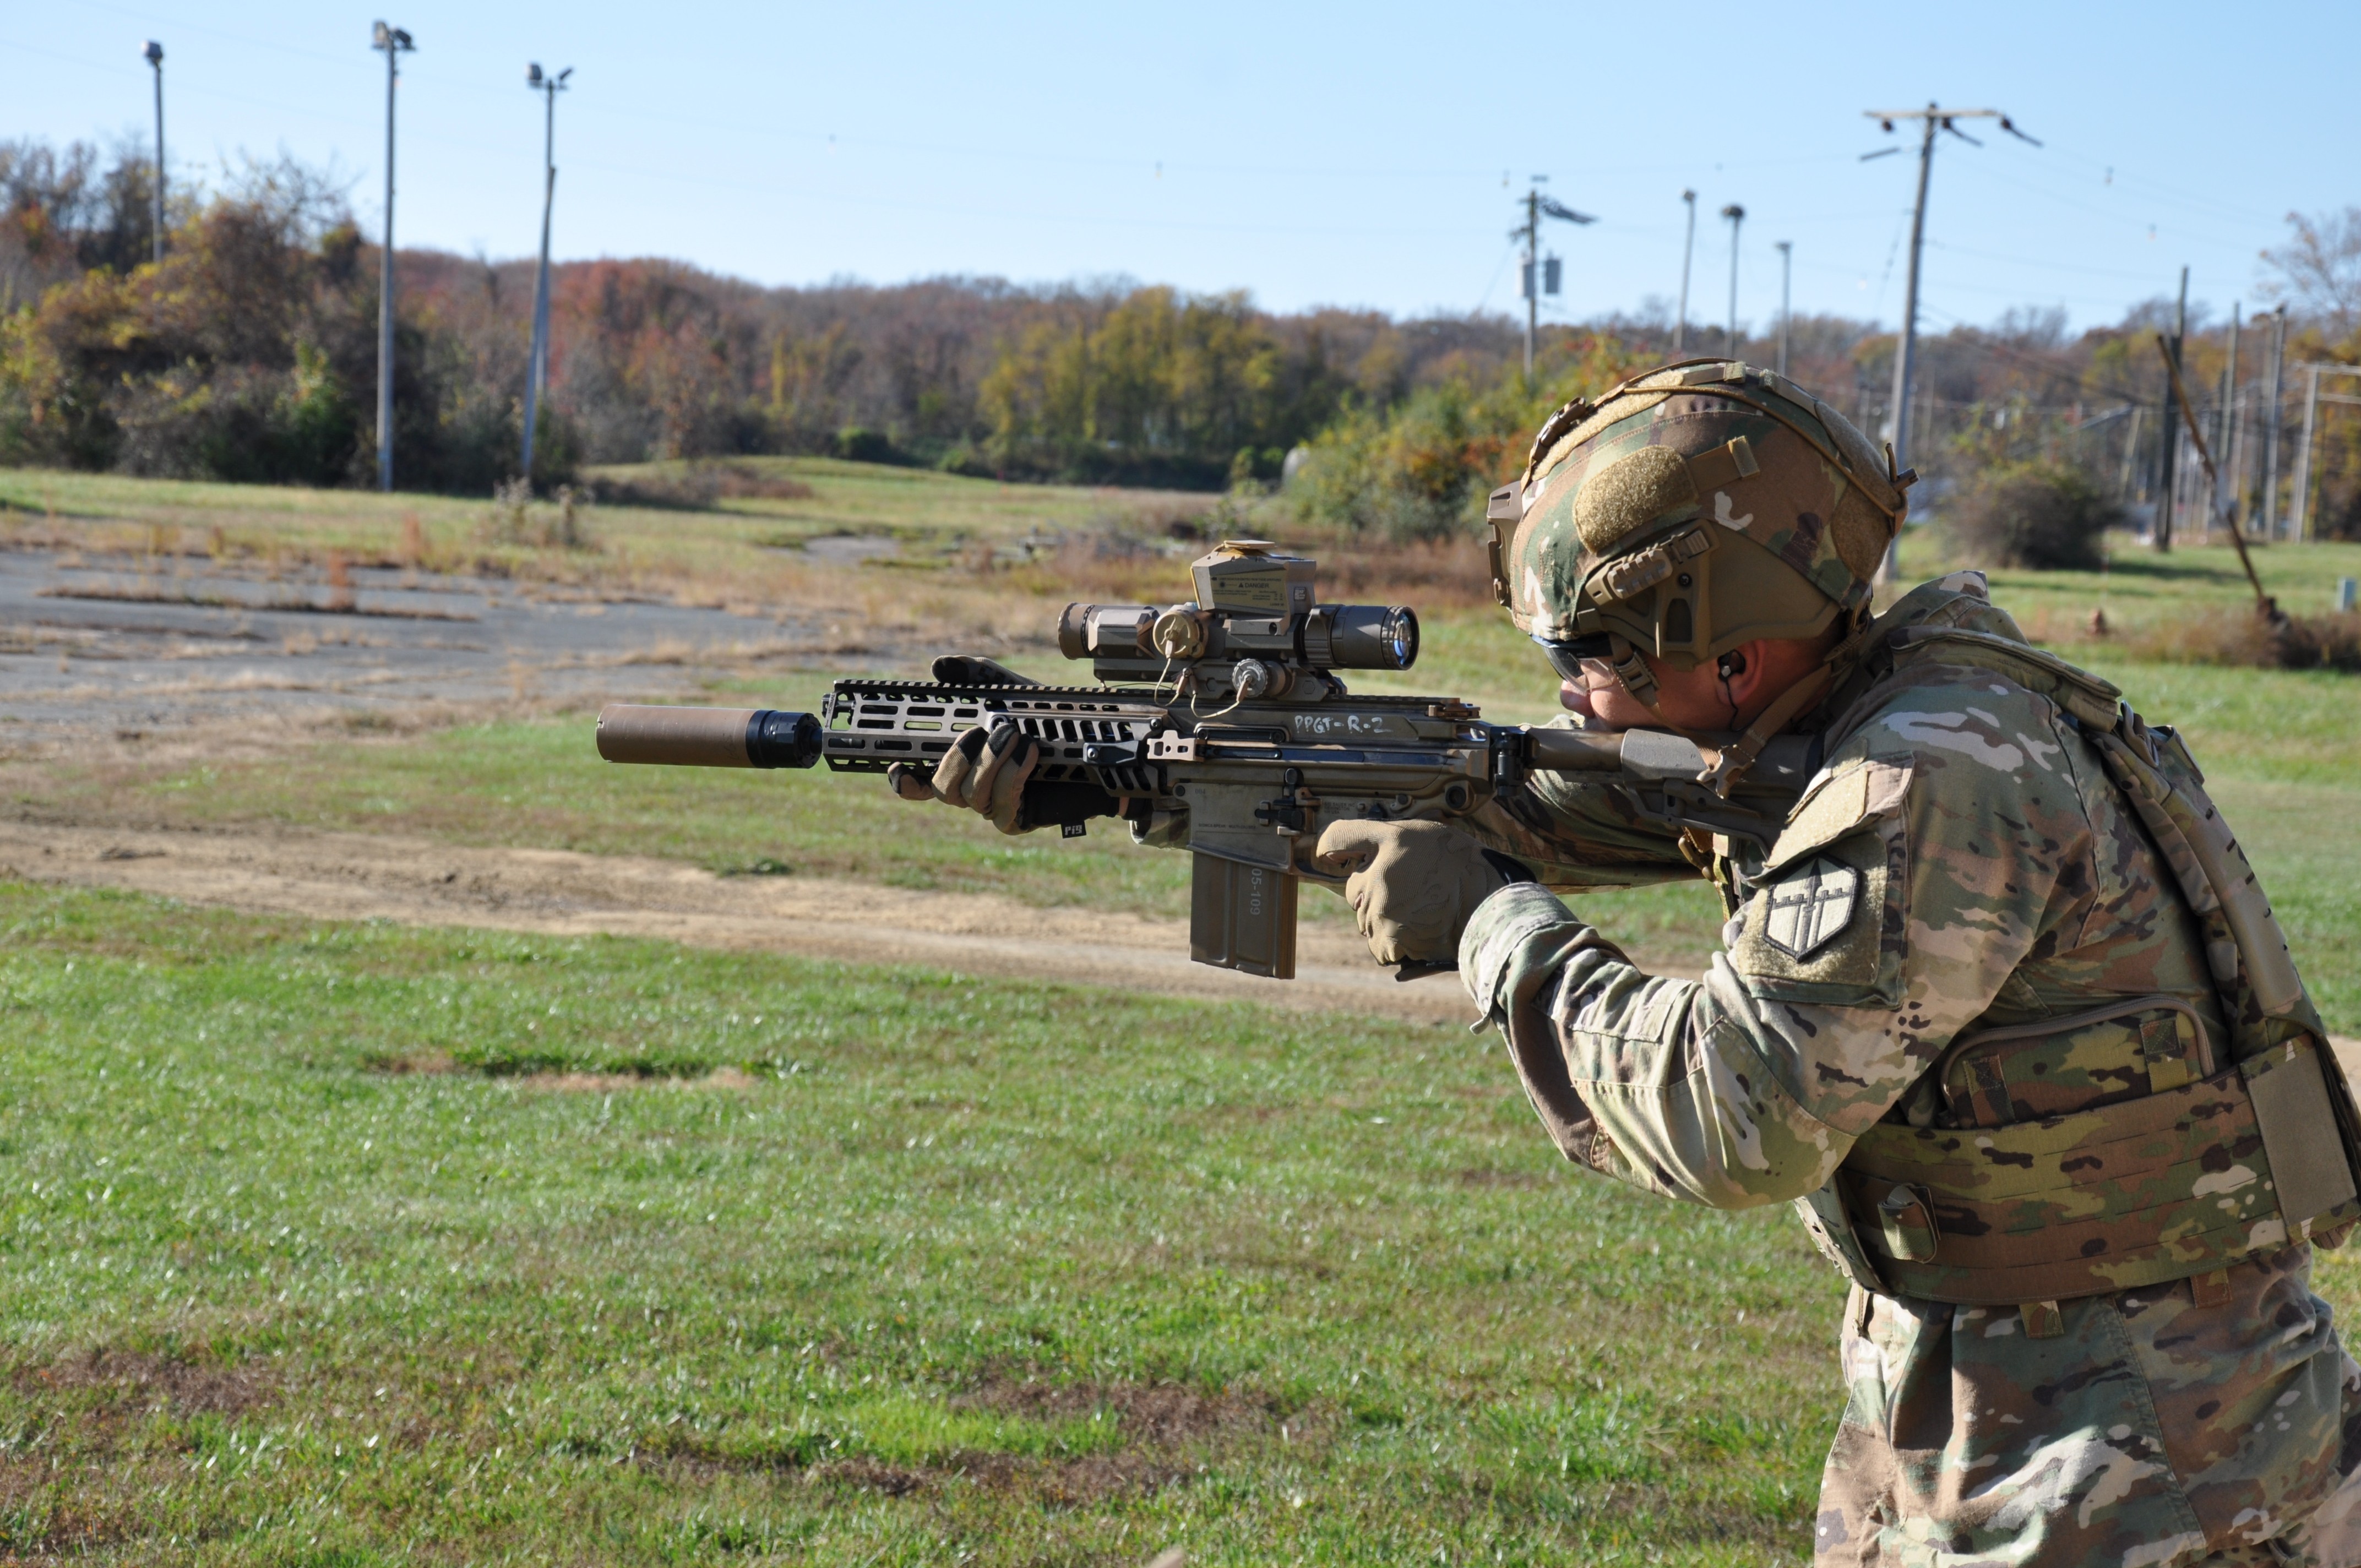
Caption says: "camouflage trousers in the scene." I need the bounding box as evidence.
[1814,1245,2361,1567]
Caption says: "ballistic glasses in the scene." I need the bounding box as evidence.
[1530,632,1614,682]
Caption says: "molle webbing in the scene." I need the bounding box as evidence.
[1684,434,1760,494]
[1815,624,2361,1305]
[1846,1038,2358,1305]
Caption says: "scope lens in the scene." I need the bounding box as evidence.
[1323,605,1419,671]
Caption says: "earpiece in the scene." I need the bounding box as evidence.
[1716,650,1749,681]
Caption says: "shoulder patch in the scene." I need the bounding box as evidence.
[1762,857,1859,959]
[1733,758,1908,1006]
[1766,759,1912,872]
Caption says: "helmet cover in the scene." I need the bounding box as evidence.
[1496,360,1906,671]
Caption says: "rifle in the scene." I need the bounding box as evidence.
[596,540,1816,979]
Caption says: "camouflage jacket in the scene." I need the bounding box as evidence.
[1457,573,2361,1567]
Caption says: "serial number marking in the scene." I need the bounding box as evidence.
[1290,712,1405,738]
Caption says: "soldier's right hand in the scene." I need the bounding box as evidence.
[888,718,1041,836]
[1312,819,1530,968]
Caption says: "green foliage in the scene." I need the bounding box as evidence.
[1944,460,2124,570]
[1286,335,1653,541]
[0,156,570,494]
[978,287,1341,488]
[831,424,905,465]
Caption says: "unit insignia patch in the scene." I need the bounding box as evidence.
[1761,856,1860,960]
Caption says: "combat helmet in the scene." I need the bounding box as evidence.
[1486,358,1912,768]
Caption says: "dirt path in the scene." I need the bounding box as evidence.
[0,817,1504,1026]
[8,814,2359,1068]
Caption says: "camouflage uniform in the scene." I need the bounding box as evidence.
[1459,570,2361,1566]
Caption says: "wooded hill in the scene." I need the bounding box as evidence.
[5,138,2358,539]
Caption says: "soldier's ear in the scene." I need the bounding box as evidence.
[1723,639,1776,704]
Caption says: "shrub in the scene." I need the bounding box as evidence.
[833,426,904,465]
[2273,611,2361,672]
[935,442,994,478]
[1286,335,1653,542]
[1946,461,2122,570]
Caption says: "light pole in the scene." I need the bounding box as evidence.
[521,62,572,483]
[142,41,165,264]
[1673,189,1695,354]
[1720,204,1745,356]
[372,21,415,494]
[1775,241,1792,377]
[1863,104,2040,577]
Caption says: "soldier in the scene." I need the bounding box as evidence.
[888,358,2361,1564]
[1314,360,2361,1566]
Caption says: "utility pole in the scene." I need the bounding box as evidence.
[1674,189,1696,355]
[521,62,572,483]
[2292,364,2320,542]
[1720,204,1745,355]
[2287,364,2361,542]
[1862,105,2040,580]
[142,41,165,264]
[2222,304,2240,538]
[1509,178,1593,385]
[2117,405,2146,503]
[2261,307,2287,538]
[372,21,415,495]
[1775,241,1792,377]
[2155,266,2188,551]
[1521,183,1539,384]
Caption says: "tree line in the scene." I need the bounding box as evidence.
[4,136,2358,541]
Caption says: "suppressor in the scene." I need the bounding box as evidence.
[595,704,824,769]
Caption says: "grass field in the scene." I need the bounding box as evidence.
[6,465,2361,1562]
[0,885,1833,1565]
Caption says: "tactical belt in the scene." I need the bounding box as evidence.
[1845,1029,2358,1307]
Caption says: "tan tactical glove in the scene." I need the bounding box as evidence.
[1312,819,1530,969]
[888,718,1041,835]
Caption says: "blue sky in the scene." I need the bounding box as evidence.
[7,1,2353,335]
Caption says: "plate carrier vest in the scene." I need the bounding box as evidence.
[1790,627,2361,1324]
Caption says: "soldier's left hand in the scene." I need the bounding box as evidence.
[1313,820,1528,968]
[888,717,1040,835]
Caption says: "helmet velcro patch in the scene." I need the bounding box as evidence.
[1831,488,1895,581]
[1574,445,1698,552]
